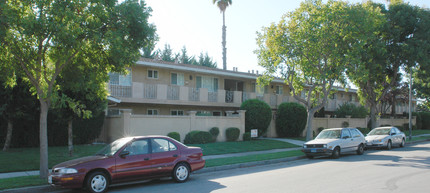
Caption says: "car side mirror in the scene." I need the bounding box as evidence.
[120,151,130,158]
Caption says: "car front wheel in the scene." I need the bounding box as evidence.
[86,171,109,193]
[386,140,392,150]
[331,147,340,159]
[356,144,364,155]
[173,163,190,183]
[400,138,405,147]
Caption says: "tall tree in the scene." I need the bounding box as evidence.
[346,1,429,128]
[256,0,373,141]
[212,0,232,70]
[2,0,156,178]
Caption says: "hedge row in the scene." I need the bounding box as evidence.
[182,127,241,144]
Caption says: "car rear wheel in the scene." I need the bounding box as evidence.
[400,138,405,147]
[356,144,364,155]
[386,140,392,150]
[173,163,190,183]
[331,147,340,159]
[86,171,109,193]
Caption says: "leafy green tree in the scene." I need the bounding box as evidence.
[346,1,429,128]
[334,103,368,118]
[2,0,156,178]
[212,0,232,70]
[256,0,372,140]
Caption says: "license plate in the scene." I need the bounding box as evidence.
[48,176,52,184]
[311,149,316,153]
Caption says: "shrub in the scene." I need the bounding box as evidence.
[413,112,422,130]
[275,102,307,137]
[243,132,251,141]
[335,103,368,118]
[167,132,181,142]
[357,127,370,135]
[240,99,272,136]
[342,121,349,128]
[420,112,430,130]
[184,131,212,144]
[226,127,240,142]
[209,127,220,142]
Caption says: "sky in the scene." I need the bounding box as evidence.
[144,0,428,73]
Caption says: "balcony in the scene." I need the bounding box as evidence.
[109,82,370,110]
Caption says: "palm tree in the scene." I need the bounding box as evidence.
[212,0,232,70]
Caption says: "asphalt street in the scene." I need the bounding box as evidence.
[14,141,430,193]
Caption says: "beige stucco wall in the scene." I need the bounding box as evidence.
[103,110,246,143]
[266,116,416,138]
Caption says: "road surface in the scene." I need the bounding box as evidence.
[39,141,430,193]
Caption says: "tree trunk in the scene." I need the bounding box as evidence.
[68,119,73,157]
[369,104,377,129]
[222,11,227,70]
[39,100,49,179]
[305,109,316,141]
[2,120,13,151]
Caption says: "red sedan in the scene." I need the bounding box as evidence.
[49,136,205,193]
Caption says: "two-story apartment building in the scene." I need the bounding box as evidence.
[108,57,413,117]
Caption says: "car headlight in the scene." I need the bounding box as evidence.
[56,168,78,174]
[303,144,307,148]
[323,144,327,148]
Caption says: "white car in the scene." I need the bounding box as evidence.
[302,128,366,159]
[365,126,406,150]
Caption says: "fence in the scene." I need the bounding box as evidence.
[101,110,246,143]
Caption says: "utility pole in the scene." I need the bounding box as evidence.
[408,68,412,141]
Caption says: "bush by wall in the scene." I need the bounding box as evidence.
[209,127,220,142]
[167,132,181,142]
[240,99,272,136]
[419,112,430,130]
[184,131,212,144]
[243,132,251,141]
[335,103,368,118]
[226,127,240,142]
[276,102,307,137]
[413,112,422,130]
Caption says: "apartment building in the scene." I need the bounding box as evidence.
[107,57,402,117]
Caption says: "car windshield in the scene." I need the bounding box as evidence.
[96,137,133,156]
[315,130,341,139]
[368,128,391,136]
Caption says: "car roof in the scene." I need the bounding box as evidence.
[324,128,356,131]
[374,127,394,129]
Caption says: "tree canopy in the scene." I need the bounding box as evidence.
[1,0,156,178]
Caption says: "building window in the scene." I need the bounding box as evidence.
[171,73,184,86]
[148,69,158,79]
[276,86,283,95]
[212,111,222,116]
[109,69,132,86]
[171,110,184,116]
[107,109,121,116]
[196,111,211,116]
[196,76,218,92]
[147,109,159,115]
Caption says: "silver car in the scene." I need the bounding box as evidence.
[365,126,406,150]
[302,128,366,159]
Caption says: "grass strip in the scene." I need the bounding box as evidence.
[192,140,299,156]
[407,135,430,142]
[205,150,304,167]
[0,175,46,190]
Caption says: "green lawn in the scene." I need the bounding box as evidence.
[410,129,430,136]
[0,140,297,173]
[0,176,46,190]
[0,144,104,173]
[191,139,299,156]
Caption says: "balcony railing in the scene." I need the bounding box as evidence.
[167,85,180,100]
[144,84,157,99]
[189,88,200,101]
[225,91,234,103]
[109,85,131,97]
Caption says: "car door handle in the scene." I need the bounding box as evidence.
[144,157,150,161]
[173,154,178,157]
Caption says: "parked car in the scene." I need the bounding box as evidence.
[49,136,205,193]
[302,128,366,159]
[365,126,406,150]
